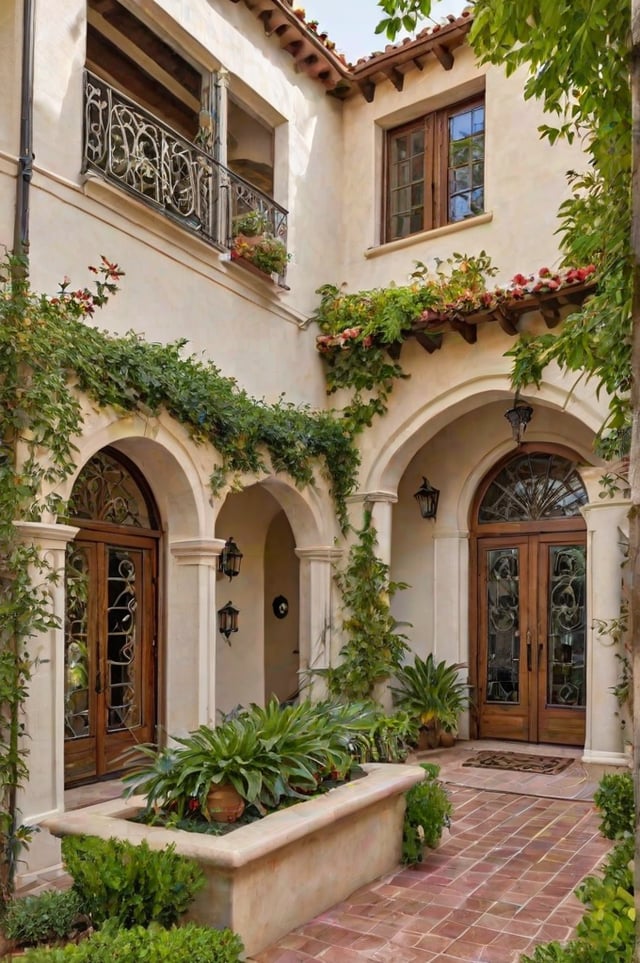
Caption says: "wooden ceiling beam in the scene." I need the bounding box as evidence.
[448,317,477,343]
[385,67,404,92]
[433,43,454,70]
[414,331,443,353]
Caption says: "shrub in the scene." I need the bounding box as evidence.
[402,763,452,864]
[22,921,244,962]
[61,836,205,929]
[521,835,634,963]
[593,771,634,839]
[1,889,82,945]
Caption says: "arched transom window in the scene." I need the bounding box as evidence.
[68,450,154,528]
[478,453,587,524]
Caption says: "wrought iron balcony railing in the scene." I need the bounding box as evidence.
[83,71,288,280]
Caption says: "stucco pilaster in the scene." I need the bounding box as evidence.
[294,546,342,694]
[580,497,630,766]
[13,521,79,871]
[432,530,470,737]
[169,537,227,730]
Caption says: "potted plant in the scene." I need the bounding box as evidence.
[390,653,470,750]
[232,234,290,277]
[231,209,271,238]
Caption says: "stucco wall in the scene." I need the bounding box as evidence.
[339,49,585,292]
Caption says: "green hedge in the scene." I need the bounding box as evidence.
[22,922,243,962]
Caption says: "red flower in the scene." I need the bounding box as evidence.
[538,266,551,277]
[512,273,529,286]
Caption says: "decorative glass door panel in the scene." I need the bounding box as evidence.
[106,547,142,732]
[486,548,521,705]
[64,535,156,785]
[478,539,530,741]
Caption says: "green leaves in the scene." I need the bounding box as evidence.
[323,512,409,700]
[376,0,434,40]
[470,0,632,453]
[60,837,205,930]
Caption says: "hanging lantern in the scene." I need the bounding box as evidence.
[218,537,243,580]
[218,601,239,643]
[504,393,533,445]
[414,476,440,520]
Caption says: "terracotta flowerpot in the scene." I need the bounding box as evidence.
[417,724,440,751]
[439,730,456,749]
[206,782,245,823]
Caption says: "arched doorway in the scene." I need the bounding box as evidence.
[470,446,588,746]
[64,448,160,785]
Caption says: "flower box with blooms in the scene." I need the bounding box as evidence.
[232,234,290,278]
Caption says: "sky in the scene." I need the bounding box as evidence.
[300,0,469,63]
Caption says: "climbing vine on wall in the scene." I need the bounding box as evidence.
[321,510,409,700]
[0,254,362,898]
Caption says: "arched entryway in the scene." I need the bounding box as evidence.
[64,448,160,785]
[470,446,588,746]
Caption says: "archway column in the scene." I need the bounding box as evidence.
[433,529,471,738]
[346,491,397,565]
[13,521,79,873]
[580,490,630,767]
[294,546,343,695]
[169,538,227,731]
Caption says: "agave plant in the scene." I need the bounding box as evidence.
[390,654,470,737]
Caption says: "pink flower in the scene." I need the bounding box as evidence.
[538,266,551,277]
[512,273,529,286]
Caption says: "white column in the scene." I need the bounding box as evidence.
[346,490,397,565]
[433,530,470,737]
[169,538,227,731]
[294,547,343,696]
[580,497,629,766]
[13,521,79,873]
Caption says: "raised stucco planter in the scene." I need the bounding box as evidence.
[44,763,425,957]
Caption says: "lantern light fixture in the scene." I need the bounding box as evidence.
[504,392,533,445]
[218,600,239,643]
[414,476,440,520]
[218,536,243,580]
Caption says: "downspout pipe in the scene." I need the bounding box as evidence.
[13,0,36,271]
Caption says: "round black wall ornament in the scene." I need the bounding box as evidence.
[272,595,289,619]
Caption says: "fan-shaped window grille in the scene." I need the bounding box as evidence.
[69,451,153,528]
[478,453,587,524]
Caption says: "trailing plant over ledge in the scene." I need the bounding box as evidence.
[320,510,409,700]
[312,253,596,430]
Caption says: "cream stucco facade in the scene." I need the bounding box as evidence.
[1,0,629,879]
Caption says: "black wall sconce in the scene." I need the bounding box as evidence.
[218,600,239,643]
[504,392,533,445]
[414,476,440,520]
[218,537,243,580]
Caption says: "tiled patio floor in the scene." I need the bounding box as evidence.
[17,741,617,962]
[248,742,614,962]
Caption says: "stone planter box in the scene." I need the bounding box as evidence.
[44,763,425,958]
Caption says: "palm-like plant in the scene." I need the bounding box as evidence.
[390,654,470,736]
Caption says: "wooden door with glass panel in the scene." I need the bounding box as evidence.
[477,534,586,744]
[472,449,588,746]
[64,449,158,786]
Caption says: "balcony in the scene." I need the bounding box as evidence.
[82,71,289,283]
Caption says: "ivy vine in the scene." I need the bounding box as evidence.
[320,510,409,700]
[0,253,363,898]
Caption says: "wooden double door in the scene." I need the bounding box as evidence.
[64,530,157,785]
[475,532,586,745]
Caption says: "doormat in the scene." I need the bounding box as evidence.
[462,751,574,775]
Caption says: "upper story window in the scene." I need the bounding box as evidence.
[385,95,485,242]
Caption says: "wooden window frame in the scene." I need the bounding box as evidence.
[384,93,485,243]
